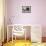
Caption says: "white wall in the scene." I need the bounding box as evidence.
[7,0,46,37]
[0,0,4,42]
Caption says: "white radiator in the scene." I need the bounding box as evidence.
[31,25,42,43]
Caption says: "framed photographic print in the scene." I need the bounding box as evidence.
[22,6,31,13]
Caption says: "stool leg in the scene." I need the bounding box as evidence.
[12,30,13,43]
[15,35,16,42]
[25,30,26,44]
[25,32,26,42]
[7,27,8,43]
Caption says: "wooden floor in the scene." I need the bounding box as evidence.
[42,37,46,42]
[3,40,31,46]
[3,40,46,46]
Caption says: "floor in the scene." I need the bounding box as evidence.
[3,40,46,46]
[3,40,31,46]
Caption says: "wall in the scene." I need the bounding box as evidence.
[7,0,46,37]
[0,0,4,42]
